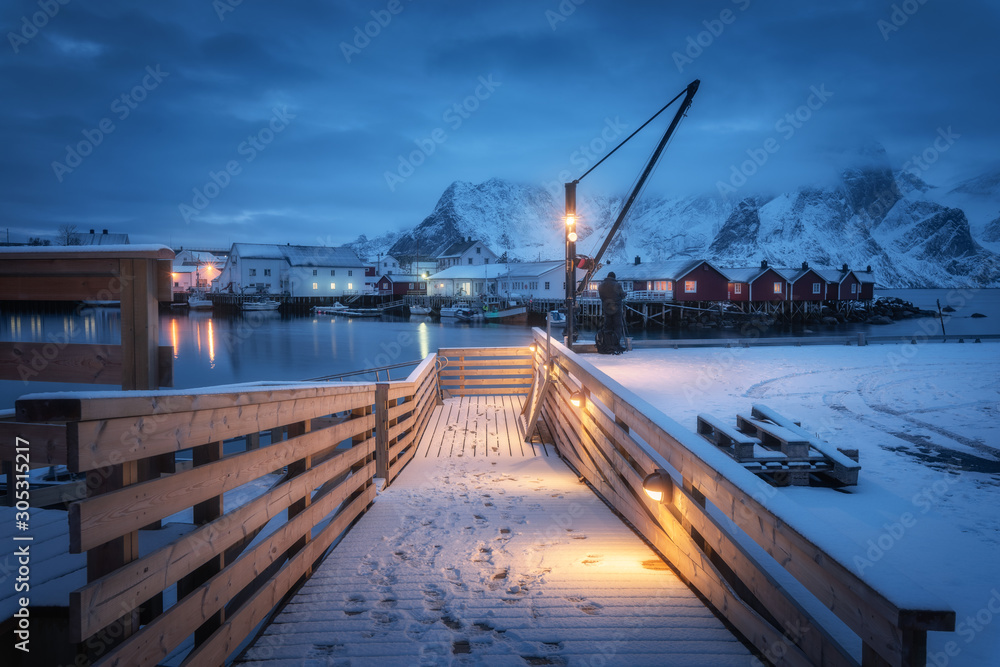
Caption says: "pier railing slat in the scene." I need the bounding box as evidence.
[531,328,954,667]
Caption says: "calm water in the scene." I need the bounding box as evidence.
[2,288,997,407]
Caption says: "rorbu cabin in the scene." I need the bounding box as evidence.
[673,259,729,302]
[817,265,863,301]
[376,273,427,296]
[788,262,829,301]
[722,267,755,302]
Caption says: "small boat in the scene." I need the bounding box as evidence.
[409,305,432,316]
[483,305,527,323]
[439,306,465,318]
[241,297,281,311]
[454,308,479,322]
[546,310,567,328]
[188,292,213,310]
[313,302,348,314]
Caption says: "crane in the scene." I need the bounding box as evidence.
[564,79,700,350]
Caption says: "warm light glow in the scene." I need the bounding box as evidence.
[642,469,673,504]
[207,318,216,366]
[170,318,179,358]
[569,391,583,408]
[565,214,576,226]
[567,231,578,242]
[529,343,536,353]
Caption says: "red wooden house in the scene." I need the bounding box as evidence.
[376,274,427,296]
[747,263,790,302]
[722,267,755,302]
[816,266,862,300]
[674,260,729,302]
[788,263,828,301]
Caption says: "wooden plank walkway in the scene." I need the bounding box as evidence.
[237,397,751,666]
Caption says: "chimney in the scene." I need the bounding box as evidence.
[634,255,641,265]
[866,265,872,272]
[89,229,95,234]
[801,261,808,270]
[761,259,768,269]
[102,229,108,235]
[842,263,849,272]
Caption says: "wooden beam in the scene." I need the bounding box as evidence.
[0,422,67,465]
[0,342,123,385]
[375,384,389,479]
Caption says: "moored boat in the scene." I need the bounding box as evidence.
[188,292,213,310]
[242,297,281,311]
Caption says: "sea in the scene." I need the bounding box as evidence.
[1,288,997,408]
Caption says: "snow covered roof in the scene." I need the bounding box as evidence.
[232,243,365,267]
[429,264,506,280]
[591,259,704,281]
[499,261,563,277]
[176,250,224,265]
[69,231,130,245]
[721,267,765,283]
[813,267,855,283]
[437,239,479,258]
[170,265,197,274]
[380,273,425,283]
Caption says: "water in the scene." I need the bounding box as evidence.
[2,289,997,408]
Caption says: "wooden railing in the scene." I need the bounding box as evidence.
[437,346,533,397]
[530,328,954,667]
[12,354,441,666]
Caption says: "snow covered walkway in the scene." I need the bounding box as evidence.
[237,397,751,666]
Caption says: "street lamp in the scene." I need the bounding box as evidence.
[564,182,577,349]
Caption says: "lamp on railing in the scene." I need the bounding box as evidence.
[642,469,673,503]
[569,390,583,408]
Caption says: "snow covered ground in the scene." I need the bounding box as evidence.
[589,341,1000,666]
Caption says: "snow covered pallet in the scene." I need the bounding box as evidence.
[697,405,860,487]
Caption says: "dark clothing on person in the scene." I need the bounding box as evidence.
[597,275,626,354]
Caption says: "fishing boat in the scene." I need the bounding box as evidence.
[482,295,527,323]
[241,296,281,311]
[439,306,464,318]
[453,308,480,322]
[188,291,213,310]
[312,302,348,314]
[546,310,567,328]
[409,305,432,316]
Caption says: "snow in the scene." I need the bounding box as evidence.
[238,446,751,665]
[0,244,171,255]
[588,342,1000,665]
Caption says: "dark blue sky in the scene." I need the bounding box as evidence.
[2,0,997,248]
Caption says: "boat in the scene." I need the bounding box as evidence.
[188,292,213,310]
[546,310,567,328]
[241,297,281,311]
[439,306,465,318]
[409,305,432,316]
[453,308,480,322]
[482,295,527,323]
[312,302,348,314]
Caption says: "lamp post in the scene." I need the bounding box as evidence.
[564,182,578,350]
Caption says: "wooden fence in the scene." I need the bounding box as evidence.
[12,354,440,666]
[437,346,533,396]
[530,328,954,667]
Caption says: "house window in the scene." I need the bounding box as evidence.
[667,281,673,291]
[468,258,473,265]
[249,269,256,276]
[330,283,335,289]
[313,269,317,276]
[684,280,697,293]
[312,283,318,290]
[851,282,857,293]
[348,283,353,290]
[812,282,821,294]
[264,269,271,276]
[409,283,414,289]
[484,258,489,264]
[734,283,742,294]
[348,270,353,276]
[476,247,481,254]
[773,282,782,294]
[331,270,335,276]
[544,281,550,290]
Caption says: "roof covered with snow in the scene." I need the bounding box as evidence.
[429,264,506,280]
[591,259,705,281]
[232,243,365,267]
[500,261,563,277]
[437,239,479,257]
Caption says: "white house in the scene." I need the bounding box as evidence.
[169,265,197,294]
[216,243,367,297]
[173,250,224,292]
[497,261,584,301]
[427,264,506,298]
[435,238,497,271]
[374,254,401,275]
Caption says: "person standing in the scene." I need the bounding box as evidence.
[597,271,626,354]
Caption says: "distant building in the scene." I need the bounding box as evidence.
[216,243,367,297]
[70,229,129,245]
[497,261,583,301]
[427,264,506,298]
[375,274,428,296]
[173,250,224,292]
[435,238,497,271]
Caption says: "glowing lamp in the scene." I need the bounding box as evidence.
[565,214,576,226]
[569,391,583,408]
[568,231,578,242]
[529,343,536,353]
[643,469,673,503]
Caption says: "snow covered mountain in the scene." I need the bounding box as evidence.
[372,150,1000,287]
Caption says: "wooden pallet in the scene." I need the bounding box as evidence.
[697,406,860,487]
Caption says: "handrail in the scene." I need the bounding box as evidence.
[530,328,954,667]
[12,352,442,666]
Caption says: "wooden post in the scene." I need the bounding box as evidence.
[375,383,389,480]
[286,420,313,577]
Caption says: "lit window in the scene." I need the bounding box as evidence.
[667,281,673,291]
[348,283,353,290]
[330,283,335,289]
[734,283,742,294]
[773,282,782,293]
[312,283,318,290]
[812,283,821,294]
[684,280,697,293]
